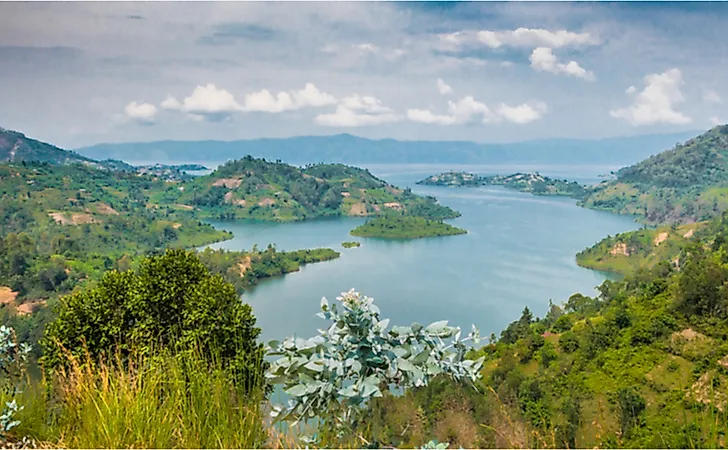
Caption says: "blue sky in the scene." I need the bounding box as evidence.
[0,1,726,148]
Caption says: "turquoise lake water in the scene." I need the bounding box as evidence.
[203,163,639,343]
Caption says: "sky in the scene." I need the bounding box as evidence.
[0,1,727,149]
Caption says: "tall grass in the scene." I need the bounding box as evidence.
[6,345,269,448]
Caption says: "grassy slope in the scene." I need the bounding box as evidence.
[365,219,728,449]
[166,156,460,222]
[580,125,728,224]
[576,222,706,276]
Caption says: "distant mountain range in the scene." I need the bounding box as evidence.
[74,131,702,167]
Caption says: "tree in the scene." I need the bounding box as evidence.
[0,326,31,439]
[266,289,484,445]
[41,249,265,388]
[617,387,645,437]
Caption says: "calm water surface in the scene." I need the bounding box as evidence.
[204,164,638,342]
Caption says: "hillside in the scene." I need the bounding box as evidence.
[74,131,700,166]
[363,214,728,449]
[0,127,95,165]
[576,222,706,276]
[417,171,587,198]
[0,162,231,303]
[580,125,728,224]
[160,156,460,222]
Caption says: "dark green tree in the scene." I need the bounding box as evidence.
[41,249,265,389]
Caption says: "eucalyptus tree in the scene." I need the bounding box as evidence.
[0,325,31,438]
[266,289,485,445]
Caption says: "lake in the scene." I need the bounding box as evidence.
[203,163,639,343]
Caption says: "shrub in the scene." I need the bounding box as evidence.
[0,325,31,439]
[41,249,264,388]
[266,289,484,445]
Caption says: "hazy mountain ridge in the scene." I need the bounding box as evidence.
[74,131,701,166]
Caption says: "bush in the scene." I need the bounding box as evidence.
[559,331,580,353]
[41,249,265,388]
[551,314,573,333]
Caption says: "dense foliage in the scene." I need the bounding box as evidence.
[0,162,230,300]
[197,246,339,294]
[41,249,265,389]
[361,215,728,448]
[350,216,467,239]
[166,156,460,222]
[581,125,728,224]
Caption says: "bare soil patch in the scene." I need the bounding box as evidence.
[212,178,242,188]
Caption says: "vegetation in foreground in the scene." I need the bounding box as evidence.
[342,241,361,248]
[3,224,728,448]
[350,216,467,239]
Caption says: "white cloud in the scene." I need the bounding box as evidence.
[353,43,378,53]
[408,96,493,126]
[124,101,157,124]
[529,47,595,80]
[320,44,339,54]
[408,96,545,126]
[406,109,458,126]
[704,90,722,104]
[436,78,453,95]
[159,83,336,120]
[610,68,692,126]
[243,83,336,113]
[160,95,182,110]
[477,28,599,49]
[439,28,599,50]
[161,84,243,120]
[500,61,514,68]
[497,101,548,124]
[626,86,637,94]
[711,116,723,126]
[315,94,399,127]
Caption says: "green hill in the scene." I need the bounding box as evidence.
[0,161,231,303]
[576,222,705,276]
[163,156,460,222]
[364,214,728,449]
[580,125,728,224]
[0,127,95,166]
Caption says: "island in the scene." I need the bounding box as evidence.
[417,171,587,198]
[349,216,467,239]
[342,241,361,248]
[168,156,462,223]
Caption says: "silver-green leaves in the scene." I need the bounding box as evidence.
[266,289,485,434]
[0,325,31,437]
